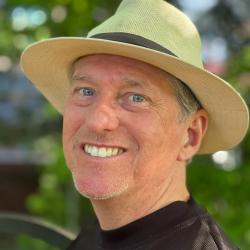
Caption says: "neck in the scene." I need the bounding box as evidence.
[90,163,189,230]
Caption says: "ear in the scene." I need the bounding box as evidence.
[177,109,208,162]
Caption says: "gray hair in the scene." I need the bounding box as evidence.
[167,74,202,122]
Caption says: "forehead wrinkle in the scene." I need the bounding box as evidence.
[70,74,96,86]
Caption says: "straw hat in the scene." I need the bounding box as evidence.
[21,0,249,154]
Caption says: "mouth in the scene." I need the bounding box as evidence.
[82,143,126,158]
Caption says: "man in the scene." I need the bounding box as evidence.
[21,0,249,249]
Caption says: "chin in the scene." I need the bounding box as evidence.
[72,174,130,201]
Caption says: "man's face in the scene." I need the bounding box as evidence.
[63,54,189,200]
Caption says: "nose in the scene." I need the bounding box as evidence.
[86,101,119,133]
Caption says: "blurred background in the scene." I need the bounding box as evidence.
[0,0,250,249]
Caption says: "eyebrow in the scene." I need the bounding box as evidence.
[122,77,146,89]
[71,74,94,84]
[122,77,157,93]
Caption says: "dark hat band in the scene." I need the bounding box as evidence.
[90,32,177,57]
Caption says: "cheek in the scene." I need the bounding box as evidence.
[62,106,85,164]
[63,105,84,139]
[129,110,183,165]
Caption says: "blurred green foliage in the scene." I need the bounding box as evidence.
[17,234,58,250]
[1,0,250,249]
[1,0,119,60]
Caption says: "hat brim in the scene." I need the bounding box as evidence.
[20,37,249,154]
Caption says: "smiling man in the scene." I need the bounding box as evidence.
[63,54,201,207]
[21,0,248,249]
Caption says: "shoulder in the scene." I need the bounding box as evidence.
[180,198,239,250]
[143,198,239,250]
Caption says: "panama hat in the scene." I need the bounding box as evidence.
[21,0,249,154]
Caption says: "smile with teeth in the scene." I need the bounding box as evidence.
[83,144,125,158]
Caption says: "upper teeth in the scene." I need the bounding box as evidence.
[84,144,124,158]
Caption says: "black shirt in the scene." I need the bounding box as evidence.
[67,198,238,250]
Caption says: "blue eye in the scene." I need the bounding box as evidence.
[79,87,94,96]
[129,94,145,103]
